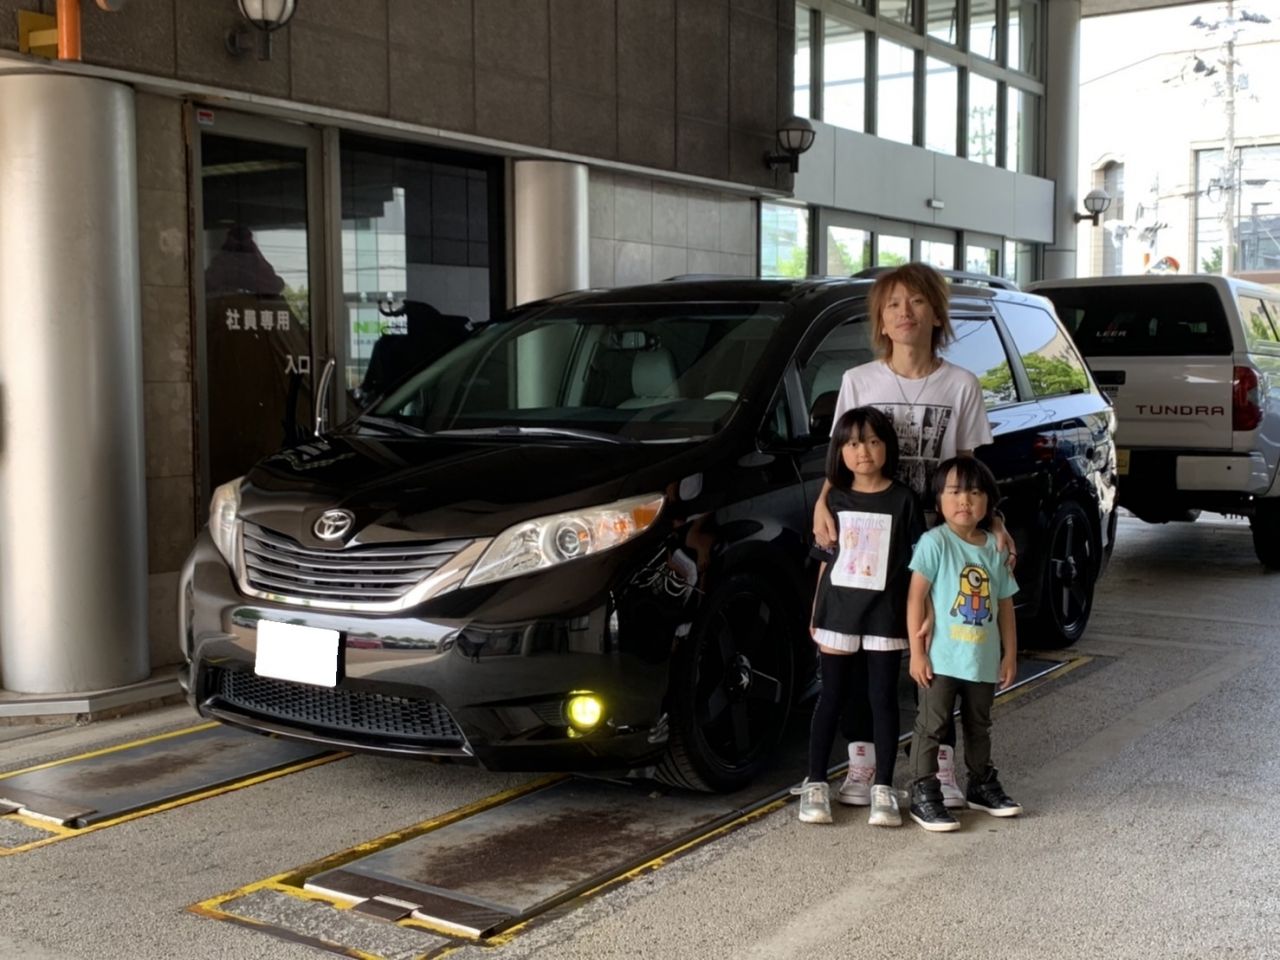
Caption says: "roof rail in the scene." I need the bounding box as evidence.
[661,273,738,282]
[851,266,1020,291]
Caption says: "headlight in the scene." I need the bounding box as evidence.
[208,477,244,566]
[462,493,664,588]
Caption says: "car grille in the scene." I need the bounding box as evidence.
[241,523,470,607]
[209,668,466,745]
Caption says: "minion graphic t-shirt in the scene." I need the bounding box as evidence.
[909,526,1018,684]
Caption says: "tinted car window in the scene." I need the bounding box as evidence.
[1239,295,1280,348]
[945,316,1017,408]
[369,303,786,441]
[1037,283,1233,357]
[996,301,1090,397]
[799,318,873,413]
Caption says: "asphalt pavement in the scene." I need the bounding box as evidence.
[1,514,1276,959]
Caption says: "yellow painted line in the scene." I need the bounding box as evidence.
[996,655,1093,709]
[189,774,569,939]
[0,721,220,781]
[0,751,345,857]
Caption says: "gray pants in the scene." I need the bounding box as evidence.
[909,674,996,789]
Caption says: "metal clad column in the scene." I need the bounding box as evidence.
[0,74,149,692]
[1041,0,1083,280]
[513,160,589,303]
[512,160,589,407]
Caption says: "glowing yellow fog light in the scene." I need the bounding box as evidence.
[565,694,604,731]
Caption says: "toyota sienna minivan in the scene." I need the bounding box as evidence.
[180,275,1117,791]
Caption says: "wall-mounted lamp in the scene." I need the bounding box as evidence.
[764,117,817,175]
[226,0,297,61]
[1073,188,1113,226]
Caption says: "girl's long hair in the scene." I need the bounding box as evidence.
[826,406,899,489]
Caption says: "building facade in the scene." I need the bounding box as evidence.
[0,0,1085,698]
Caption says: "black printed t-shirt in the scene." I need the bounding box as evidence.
[811,481,926,639]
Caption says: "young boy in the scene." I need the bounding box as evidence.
[905,455,1023,832]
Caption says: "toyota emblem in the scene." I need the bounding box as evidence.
[313,509,355,541]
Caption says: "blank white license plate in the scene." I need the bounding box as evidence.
[255,619,341,688]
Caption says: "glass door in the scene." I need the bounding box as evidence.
[193,111,328,500]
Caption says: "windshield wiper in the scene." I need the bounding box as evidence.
[432,425,635,445]
[351,415,427,437]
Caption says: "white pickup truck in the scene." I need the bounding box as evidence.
[1028,274,1280,569]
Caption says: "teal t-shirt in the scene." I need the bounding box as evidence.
[908,526,1018,683]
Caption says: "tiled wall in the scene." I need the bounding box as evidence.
[135,93,195,668]
[0,0,794,193]
[588,172,758,287]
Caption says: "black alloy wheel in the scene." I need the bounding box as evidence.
[656,573,795,792]
[1027,500,1097,649]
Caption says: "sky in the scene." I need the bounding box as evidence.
[1081,0,1280,81]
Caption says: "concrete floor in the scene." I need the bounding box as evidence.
[1,515,1276,959]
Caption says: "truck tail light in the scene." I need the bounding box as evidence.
[1232,365,1263,431]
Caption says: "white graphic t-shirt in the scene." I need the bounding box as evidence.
[832,360,993,499]
[831,510,891,591]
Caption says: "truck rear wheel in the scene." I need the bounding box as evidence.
[1251,500,1280,570]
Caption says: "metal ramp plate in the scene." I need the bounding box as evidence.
[0,724,334,828]
[306,776,750,937]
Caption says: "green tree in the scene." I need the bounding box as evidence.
[776,245,810,278]
[980,353,1088,402]
[1201,246,1223,274]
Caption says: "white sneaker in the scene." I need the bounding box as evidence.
[937,745,966,810]
[791,778,833,824]
[868,784,902,827]
[837,741,875,806]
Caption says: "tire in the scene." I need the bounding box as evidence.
[655,573,795,792]
[1024,500,1098,650]
[1251,500,1280,570]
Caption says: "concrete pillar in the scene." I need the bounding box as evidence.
[0,74,149,693]
[1041,0,1082,280]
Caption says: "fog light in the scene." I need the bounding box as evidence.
[565,694,603,731]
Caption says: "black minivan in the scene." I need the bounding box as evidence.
[180,275,1117,791]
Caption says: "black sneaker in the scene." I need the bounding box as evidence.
[908,781,960,832]
[966,773,1023,817]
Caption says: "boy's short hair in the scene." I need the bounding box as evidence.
[931,455,1001,528]
[826,406,899,488]
[868,263,955,360]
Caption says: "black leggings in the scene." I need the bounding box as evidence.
[809,647,902,784]
[840,660,956,751]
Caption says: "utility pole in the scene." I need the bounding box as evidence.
[1221,0,1237,275]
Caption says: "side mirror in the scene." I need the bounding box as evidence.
[808,390,837,440]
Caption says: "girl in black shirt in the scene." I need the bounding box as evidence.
[793,406,925,827]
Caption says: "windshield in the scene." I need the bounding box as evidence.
[1037,283,1233,357]
[358,302,788,442]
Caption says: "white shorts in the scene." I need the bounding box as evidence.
[812,629,907,654]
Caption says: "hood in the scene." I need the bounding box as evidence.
[237,433,696,545]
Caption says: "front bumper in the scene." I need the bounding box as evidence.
[180,531,676,772]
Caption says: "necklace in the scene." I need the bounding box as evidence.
[888,359,935,407]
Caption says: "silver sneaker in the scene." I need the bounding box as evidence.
[791,778,833,824]
[868,784,902,827]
